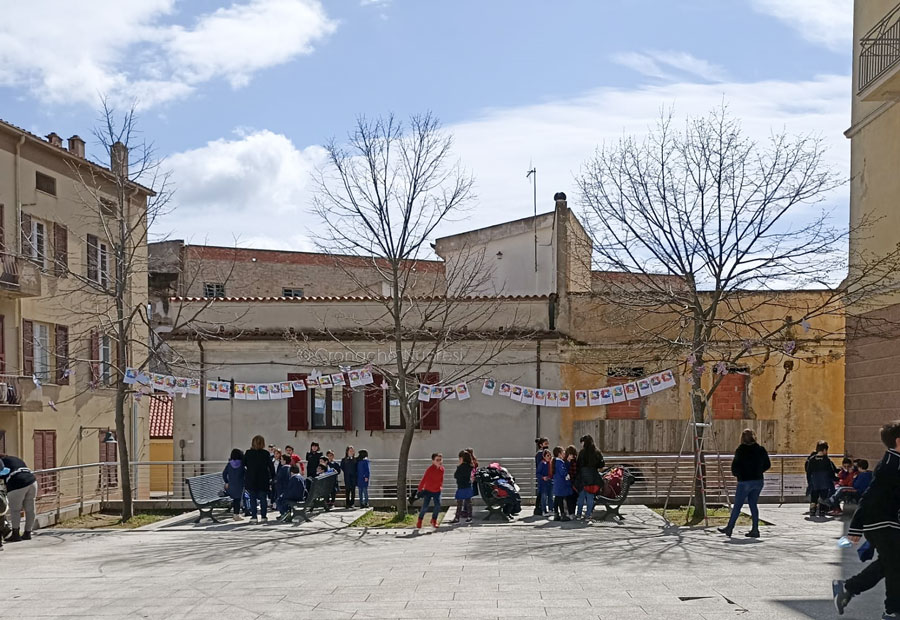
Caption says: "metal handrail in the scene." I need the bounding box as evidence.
[859,2,900,92]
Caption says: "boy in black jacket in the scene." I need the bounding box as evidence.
[833,421,900,619]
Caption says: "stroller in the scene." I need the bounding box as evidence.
[0,465,10,548]
[475,463,522,520]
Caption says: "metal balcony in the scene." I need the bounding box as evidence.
[0,253,42,297]
[859,3,900,99]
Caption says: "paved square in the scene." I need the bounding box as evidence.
[0,505,884,619]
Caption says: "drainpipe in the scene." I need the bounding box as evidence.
[198,338,205,461]
[14,136,24,458]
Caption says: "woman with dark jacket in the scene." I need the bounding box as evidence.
[575,435,605,521]
[223,448,246,522]
[806,440,839,516]
[340,446,358,508]
[243,435,275,524]
[718,429,771,538]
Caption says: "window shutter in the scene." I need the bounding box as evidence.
[343,382,353,431]
[33,431,44,469]
[22,319,33,376]
[55,325,68,384]
[20,212,31,256]
[420,372,440,430]
[287,373,309,431]
[0,314,5,373]
[87,234,98,282]
[364,373,385,431]
[0,204,5,251]
[45,431,56,468]
[89,330,100,381]
[53,223,67,277]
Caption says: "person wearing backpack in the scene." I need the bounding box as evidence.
[718,429,770,538]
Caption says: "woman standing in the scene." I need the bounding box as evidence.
[243,435,275,524]
[575,435,605,521]
[718,429,771,538]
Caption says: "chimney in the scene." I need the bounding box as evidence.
[67,135,85,158]
[46,132,62,147]
[554,191,567,210]
[111,141,128,178]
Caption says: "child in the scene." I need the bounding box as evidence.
[277,464,307,518]
[551,446,572,521]
[274,453,291,505]
[222,448,245,522]
[417,453,444,529]
[341,446,358,509]
[565,445,579,517]
[536,449,553,517]
[823,458,856,516]
[306,442,323,479]
[805,440,838,516]
[833,421,900,619]
[356,449,371,508]
[325,450,341,509]
[451,451,474,524]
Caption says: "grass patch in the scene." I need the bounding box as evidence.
[652,506,769,527]
[51,510,185,530]
[350,509,447,528]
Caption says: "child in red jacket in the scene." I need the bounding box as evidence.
[417,453,444,529]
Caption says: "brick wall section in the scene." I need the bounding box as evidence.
[179,246,446,298]
[711,373,747,419]
[606,376,643,419]
[845,306,900,460]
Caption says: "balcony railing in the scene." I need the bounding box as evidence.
[859,2,900,93]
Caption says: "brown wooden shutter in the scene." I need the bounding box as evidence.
[364,373,385,431]
[420,372,440,431]
[89,330,100,381]
[343,382,353,431]
[53,223,67,277]
[0,204,5,251]
[20,212,31,256]
[99,430,118,488]
[287,373,309,431]
[55,325,68,384]
[87,234,98,282]
[22,319,33,376]
[0,314,5,373]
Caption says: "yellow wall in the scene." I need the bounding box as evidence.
[149,439,174,493]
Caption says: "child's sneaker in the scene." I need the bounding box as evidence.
[249,517,258,525]
[431,518,438,529]
[465,517,472,524]
[832,580,851,615]
[416,518,423,529]
[232,514,242,522]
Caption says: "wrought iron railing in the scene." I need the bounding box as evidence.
[859,2,900,92]
[0,252,20,287]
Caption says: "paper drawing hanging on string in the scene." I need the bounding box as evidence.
[331,373,346,387]
[318,375,333,389]
[456,382,470,400]
[482,378,496,396]
[574,390,588,407]
[359,365,374,385]
[545,390,558,407]
[510,385,523,402]
[246,384,258,400]
[218,382,231,399]
[637,378,653,397]
[588,389,601,406]
[611,384,626,403]
[624,382,640,400]
[206,381,219,399]
[521,387,534,405]
[534,389,546,406]
[418,384,431,402]
[649,373,664,392]
[558,390,571,406]
[443,385,456,400]
[164,375,177,393]
[234,383,247,400]
[175,377,188,394]
[306,375,320,388]
[123,367,138,384]
[659,370,677,390]
[599,387,613,405]
[348,369,362,387]
[430,385,443,400]
[499,382,512,397]
[280,381,293,397]
[257,384,270,400]
[291,380,306,392]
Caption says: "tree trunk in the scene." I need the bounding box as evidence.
[396,411,416,514]
[115,382,133,521]
[688,388,707,525]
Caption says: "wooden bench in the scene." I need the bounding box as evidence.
[593,466,636,522]
[185,473,232,523]
[282,471,338,523]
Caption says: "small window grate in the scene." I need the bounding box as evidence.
[204,283,225,298]
[282,288,304,298]
[35,172,56,196]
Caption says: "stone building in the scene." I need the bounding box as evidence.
[153,194,846,460]
[0,119,152,475]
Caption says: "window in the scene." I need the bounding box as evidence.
[99,334,112,385]
[311,386,344,429]
[35,171,56,196]
[282,288,304,298]
[607,366,644,378]
[99,198,116,217]
[28,220,46,267]
[712,367,749,420]
[33,323,51,381]
[204,283,225,298]
[87,234,109,287]
[386,396,403,429]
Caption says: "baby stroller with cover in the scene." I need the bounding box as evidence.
[475,463,522,520]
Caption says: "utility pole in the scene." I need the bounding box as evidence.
[526,167,538,276]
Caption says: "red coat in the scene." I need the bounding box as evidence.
[418,464,445,493]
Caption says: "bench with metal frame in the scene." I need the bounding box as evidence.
[281,471,338,523]
[592,466,636,522]
[185,473,232,523]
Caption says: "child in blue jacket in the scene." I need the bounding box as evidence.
[222,448,246,522]
[551,446,572,521]
[356,449,371,508]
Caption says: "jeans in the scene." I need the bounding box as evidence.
[539,484,553,514]
[726,479,764,531]
[247,488,268,519]
[358,484,369,507]
[7,482,37,532]
[576,490,596,517]
[846,528,900,614]
[824,487,857,509]
[418,490,441,521]
[345,481,357,507]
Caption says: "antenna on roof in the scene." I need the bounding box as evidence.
[526,165,537,275]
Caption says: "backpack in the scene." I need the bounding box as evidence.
[601,467,625,499]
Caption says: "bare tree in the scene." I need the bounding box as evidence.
[310,113,529,513]
[577,105,900,522]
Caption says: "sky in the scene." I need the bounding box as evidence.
[0,0,853,251]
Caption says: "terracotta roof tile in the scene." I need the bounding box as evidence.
[149,394,173,439]
[171,294,549,303]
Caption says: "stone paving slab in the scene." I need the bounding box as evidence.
[0,504,886,619]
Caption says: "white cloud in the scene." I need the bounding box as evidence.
[0,0,336,108]
[750,0,852,51]
[156,130,327,249]
[156,75,850,252]
[613,50,727,82]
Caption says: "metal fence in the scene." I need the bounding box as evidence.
[30,453,832,519]
[859,2,900,92]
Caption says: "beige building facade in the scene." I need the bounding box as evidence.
[0,119,151,478]
[846,1,900,458]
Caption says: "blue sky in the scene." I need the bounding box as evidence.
[0,0,852,249]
